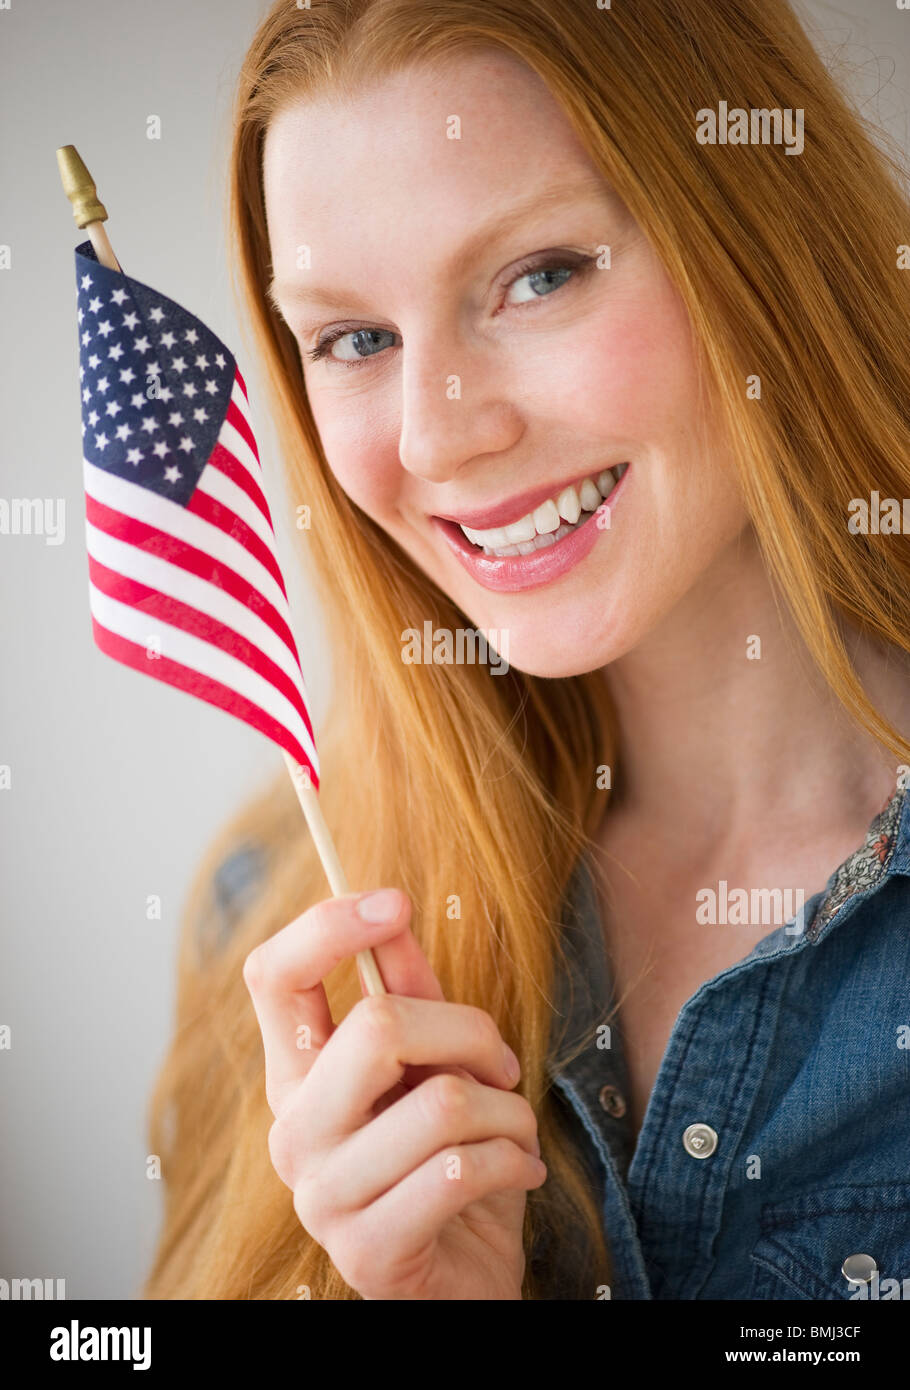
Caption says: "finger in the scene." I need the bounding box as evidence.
[331,1139,546,1292]
[305,1074,540,1214]
[305,994,522,1137]
[242,890,412,1114]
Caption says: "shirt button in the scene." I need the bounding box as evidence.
[842,1253,878,1285]
[682,1122,718,1158]
[598,1084,627,1118]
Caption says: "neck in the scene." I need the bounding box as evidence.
[602,527,909,851]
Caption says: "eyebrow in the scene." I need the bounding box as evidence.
[266,174,617,314]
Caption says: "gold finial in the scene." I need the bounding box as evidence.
[56,145,108,228]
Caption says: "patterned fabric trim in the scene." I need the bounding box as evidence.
[806,784,907,942]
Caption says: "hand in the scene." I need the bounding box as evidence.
[242,887,545,1300]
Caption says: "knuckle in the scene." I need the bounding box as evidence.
[352,993,401,1050]
[424,1072,470,1119]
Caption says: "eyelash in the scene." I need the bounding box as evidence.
[304,251,596,367]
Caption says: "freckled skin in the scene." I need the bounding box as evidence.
[263,49,749,678]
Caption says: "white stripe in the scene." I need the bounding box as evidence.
[218,415,268,500]
[85,519,304,688]
[195,458,275,552]
[231,376,257,439]
[83,457,293,628]
[88,582,319,776]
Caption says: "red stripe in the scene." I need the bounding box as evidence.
[88,556,316,749]
[235,365,248,401]
[227,396,261,466]
[207,439,273,530]
[186,488,287,600]
[90,618,318,787]
[85,493,302,665]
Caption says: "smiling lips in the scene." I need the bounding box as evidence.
[432,462,630,593]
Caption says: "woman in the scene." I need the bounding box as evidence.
[142,0,910,1300]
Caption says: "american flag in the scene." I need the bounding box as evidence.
[73,240,319,788]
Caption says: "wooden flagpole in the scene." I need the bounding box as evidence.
[57,144,387,999]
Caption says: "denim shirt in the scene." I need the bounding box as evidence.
[543,781,910,1300]
[205,782,910,1301]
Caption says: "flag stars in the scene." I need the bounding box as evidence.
[157,386,173,403]
[105,401,122,417]
[97,320,114,338]
[88,409,100,426]
[122,311,139,331]
[141,416,159,434]
[82,387,91,404]
[110,288,128,305]
[81,331,91,347]
[178,436,194,453]
[149,306,165,323]
[192,407,209,423]
[134,336,151,353]
[214,353,226,369]
[119,367,136,384]
[80,274,93,290]
[163,465,182,484]
[115,423,133,441]
[94,431,110,450]
[168,411,185,427]
[130,392,146,410]
[96,377,109,394]
[88,296,102,313]
[108,343,125,361]
[194,354,208,371]
[204,379,218,395]
[88,354,101,370]
[159,331,177,349]
[185,328,198,345]
[126,447,144,466]
[171,356,187,374]
[152,440,170,459]
[182,381,198,398]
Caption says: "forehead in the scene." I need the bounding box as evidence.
[262,48,603,260]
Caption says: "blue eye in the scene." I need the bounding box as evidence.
[305,253,591,367]
[504,264,575,304]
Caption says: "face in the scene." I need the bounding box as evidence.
[263,49,749,678]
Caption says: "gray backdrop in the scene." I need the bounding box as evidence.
[0,0,907,1300]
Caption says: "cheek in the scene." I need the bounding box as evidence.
[306,386,400,515]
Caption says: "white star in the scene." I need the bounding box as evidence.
[77,309,84,325]
[204,379,218,395]
[167,411,185,427]
[146,361,162,379]
[171,356,187,374]
[108,343,124,361]
[97,320,114,338]
[163,464,183,484]
[94,431,109,450]
[87,410,99,427]
[178,436,194,453]
[82,387,91,404]
[115,423,133,441]
[153,440,169,458]
[110,288,128,305]
[105,401,122,417]
[149,306,165,323]
[141,416,159,434]
[119,367,136,384]
[80,274,93,290]
[130,393,146,409]
[185,328,199,344]
[214,353,226,369]
[134,336,150,353]
[159,332,176,350]
[81,330,91,347]
[182,381,197,398]
[88,296,102,313]
[194,354,209,371]
[88,354,101,370]
[158,386,173,402]
[122,311,139,331]
[95,377,109,394]
[192,407,209,423]
[126,447,144,465]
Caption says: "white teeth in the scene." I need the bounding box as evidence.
[579,478,602,512]
[556,486,581,525]
[533,498,561,534]
[459,465,626,554]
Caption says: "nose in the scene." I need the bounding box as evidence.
[397,327,524,484]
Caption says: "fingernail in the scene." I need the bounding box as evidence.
[503,1045,521,1082]
[356,889,402,923]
